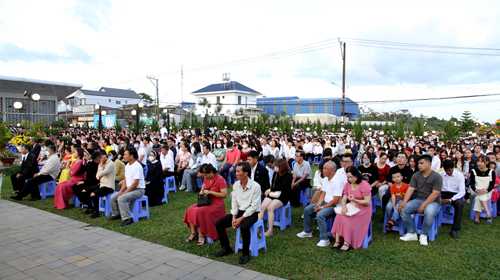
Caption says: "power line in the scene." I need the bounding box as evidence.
[156,92,500,107]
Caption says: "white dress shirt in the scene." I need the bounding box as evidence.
[262,144,271,156]
[431,155,441,172]
[160,152,174,172]
[439,169,466,202]
[303,142,313,153]
[231,178,262,217]
[322,174,345,205]
[201,152,217,169]
[283,146,296,159]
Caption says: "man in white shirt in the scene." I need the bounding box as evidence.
[439,160,465,238]
[134,140,147,166]
[160,145,175,178]
[109,148,146,227]
[215,162,261,264]
[303,137,313,163]
[191,143,218,190]
[312,141,323,162]
[261,139,271,157]
[160,125,168,138]
[427,146,441,172]
[283,139,296,168]
[297,161,343,247]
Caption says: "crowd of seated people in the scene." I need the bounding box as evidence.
[7,126,500,262]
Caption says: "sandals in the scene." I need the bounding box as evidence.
[197,235,205,247]
[474,219,480,225]
[331,242,341,250]
[185,233,198,243]
[385,219,395,231]
[338,243,352,253]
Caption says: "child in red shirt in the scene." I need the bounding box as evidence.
[385,171,409,231]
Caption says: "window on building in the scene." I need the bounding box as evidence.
[238,96,241,105]
[245,97,248,107]
[125,100,127,104]
[217,96,220,103]
[116,101,121,105]
[109,99,111,103]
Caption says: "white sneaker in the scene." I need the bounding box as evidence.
[399,233,418,241]
[419,234,428,246]
[296,231,313,238]
[179,185,186,191]
[317,239,330,247]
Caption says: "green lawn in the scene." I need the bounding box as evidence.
[1,165,499,280]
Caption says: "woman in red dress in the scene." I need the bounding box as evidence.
[53,148,86,210]
[183,163,227,246]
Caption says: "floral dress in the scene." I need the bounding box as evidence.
[213,148,227,170]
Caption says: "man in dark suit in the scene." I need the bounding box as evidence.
[31,138,44,159]
[10,144,38,194]
[247,151,270,200]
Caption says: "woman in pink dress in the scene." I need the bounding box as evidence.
[183,163,227,246]
[53,148,86,210]
[331,166,372,252]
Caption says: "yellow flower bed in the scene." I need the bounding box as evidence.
[11,135,30,146]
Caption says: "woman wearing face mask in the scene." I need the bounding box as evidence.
[358,152,380,196]
[258,158,292,237]
[269,140,280,159]
[240,140,252,162]
[213,139,226,171]
[108,150,125,182]
[145,151,164,206]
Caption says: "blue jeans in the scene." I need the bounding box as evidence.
[401,199,440,236]
[221,164,236,184]
[386,199,403,221]
[303,202,336,240]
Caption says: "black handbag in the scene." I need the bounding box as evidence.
[197,193,211,207]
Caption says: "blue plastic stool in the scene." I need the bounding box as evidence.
[470,199,493,222]
[371,195,377,215]
[143,166,148,178]
[234,219,267,257]
[314,156,322,165]
[263,202,292,231]
[413,213,438,241]
[327,217,335,237]
[164,176,177,193]
[383,214,406,235]
[300,188,312,206]
[98,192,115,217]
[72,196,80,207]
[259,160,265,166]
[131,196,150,223]
[196,178,202,189]
[39,180,56,199]
[205,237,214,243]
[438,204,455,226]
[362,220,373,248]
[492,201,497,218]
[291,161,296,170]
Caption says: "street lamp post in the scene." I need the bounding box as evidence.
[95,103,102,133]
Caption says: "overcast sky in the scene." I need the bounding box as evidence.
[1,0,499,122]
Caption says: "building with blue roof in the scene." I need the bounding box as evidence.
[191,74,262,116]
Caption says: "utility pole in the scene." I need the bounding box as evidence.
[340,41,346,127]
[147,76,159,123]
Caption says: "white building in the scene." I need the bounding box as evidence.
[191,76,262,116]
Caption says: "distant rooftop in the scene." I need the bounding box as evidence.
[66,87,141,99]
[192,81,261,94]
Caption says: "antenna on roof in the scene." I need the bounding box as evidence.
[221,73,231,90]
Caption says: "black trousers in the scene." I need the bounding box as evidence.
[291,177,311,207]
[287,158,295,170]
[305,153,314,162]
[17,175,53,199]
[90,187,115,213]
[73,182,99,209]
[11,173,32,192]
[175,169,185,185]
[162,171,175,179]
[215,211,259,255]
[441,191,464,230]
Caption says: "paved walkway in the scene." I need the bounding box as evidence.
[0,199,283,280]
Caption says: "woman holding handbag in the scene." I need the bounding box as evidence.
[183,163,227,246]
[258,158,292,237]
[331,166,372,252]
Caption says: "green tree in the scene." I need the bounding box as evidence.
[281,110,286,117]
[460,110,475,135]
[443,118,460,143]
[151,119,160,132]
[214,101,223,116]
[51,120,67,129]
[115,121,122,132]
[352,118,364,142]
[383,122,391,137]
[412,118,424,136]
[315,119,323,136]
[333,119,341,133]
[395,119,405,139]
